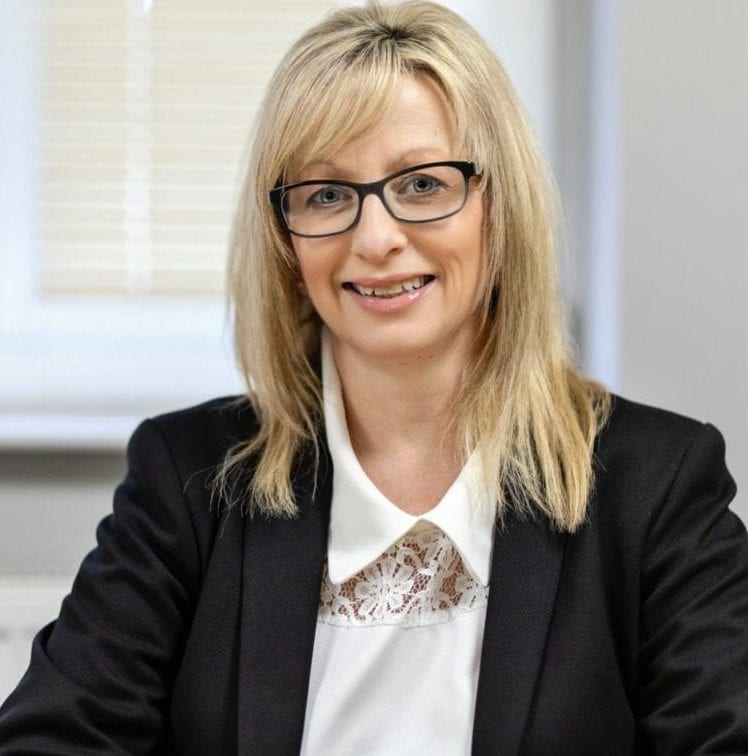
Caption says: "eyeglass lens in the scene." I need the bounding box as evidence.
[281,163,469,237]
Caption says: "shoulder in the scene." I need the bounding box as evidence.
[100,396,260,579]
[120,395,259,528]
[594,394,728,499]
[128,395,257,478]
[599,393,719,454]
[587,394,739,542]
[568,397,748,749]
[147,394,257,444]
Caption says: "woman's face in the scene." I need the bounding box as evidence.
[290,75,485,369]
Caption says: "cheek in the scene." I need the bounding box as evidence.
[467,206,487,283]
[296,261,319,305]
[293,244,337,310]
[292,241,318,288]
[454,214,484,274]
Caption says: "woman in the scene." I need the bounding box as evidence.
[1,2,747,754]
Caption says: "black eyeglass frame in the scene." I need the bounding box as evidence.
[268,160,481,238]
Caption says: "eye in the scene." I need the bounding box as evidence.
[398,173,445,195]
[307,185,351,207]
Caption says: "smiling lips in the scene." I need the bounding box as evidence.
[346,275,435,299]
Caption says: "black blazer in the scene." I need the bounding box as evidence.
[1,395,747,755]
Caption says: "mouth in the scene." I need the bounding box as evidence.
[343,275,435,299]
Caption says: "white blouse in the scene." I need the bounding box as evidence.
[299,334,496,755]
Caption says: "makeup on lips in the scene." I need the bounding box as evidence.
[342,274,436,313]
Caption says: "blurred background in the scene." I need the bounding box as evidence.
[0,0,746,697]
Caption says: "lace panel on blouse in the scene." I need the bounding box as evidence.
[319,526,489,628]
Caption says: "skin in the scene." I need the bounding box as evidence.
[291,75,485,514]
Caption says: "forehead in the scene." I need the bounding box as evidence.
[287,74,462,179]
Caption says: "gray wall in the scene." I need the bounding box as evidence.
[558,0,747,520]
[0,452,124,575]
[617,0,747,511]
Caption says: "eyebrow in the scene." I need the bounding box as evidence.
[301,148,451,179]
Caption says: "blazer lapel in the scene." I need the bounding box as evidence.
[237,444,332,755]
[472,510,566,754]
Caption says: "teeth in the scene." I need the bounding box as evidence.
[352,276,429,298]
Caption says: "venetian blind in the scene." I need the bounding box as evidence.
[39,0,335,297]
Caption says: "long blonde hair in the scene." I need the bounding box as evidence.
[219,0,610,530]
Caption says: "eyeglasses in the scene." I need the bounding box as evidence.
[269,160,480,238]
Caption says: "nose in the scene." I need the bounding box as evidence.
[349,194,408,262]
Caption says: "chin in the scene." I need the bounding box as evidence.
[349,330,453,365]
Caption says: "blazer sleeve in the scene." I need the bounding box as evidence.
[636,423,748,753]
[0,419,204,755]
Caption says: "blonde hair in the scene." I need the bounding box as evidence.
[219,0,610,530]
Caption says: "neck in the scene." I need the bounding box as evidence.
[332,344,466,463]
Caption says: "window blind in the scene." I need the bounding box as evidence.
[39,0,335,298]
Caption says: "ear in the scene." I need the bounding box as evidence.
[297,278,308,297]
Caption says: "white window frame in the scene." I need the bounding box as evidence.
[0,1,242,450]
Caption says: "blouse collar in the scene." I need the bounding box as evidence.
[321,330,495,587]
